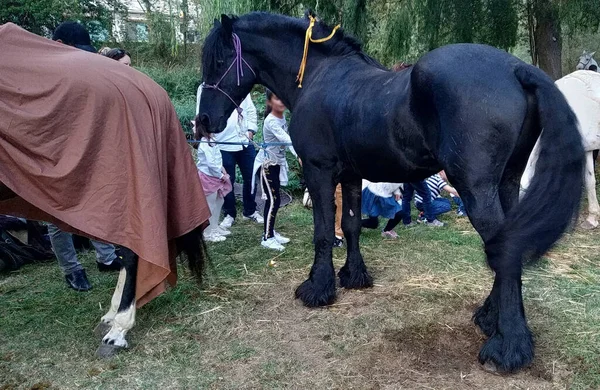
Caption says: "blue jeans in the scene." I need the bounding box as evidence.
[416,198,452,218]
[221,145,257,219]
[402,181,434,224]
[47,224,117,275]
[452,196,466,214]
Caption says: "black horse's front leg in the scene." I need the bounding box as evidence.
[338,177,373,289]
[295,163,337,307]
[96,247,138,358]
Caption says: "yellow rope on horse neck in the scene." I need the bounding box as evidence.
[296,15,341,88]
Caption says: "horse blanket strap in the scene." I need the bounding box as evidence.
[0,23,210,307]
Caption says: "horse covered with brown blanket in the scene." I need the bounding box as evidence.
[0,23,210,357]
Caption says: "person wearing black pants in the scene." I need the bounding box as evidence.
[262,164,281,240]
[362,212,405,232]
[257,90,297,251]
[221,144,259,222]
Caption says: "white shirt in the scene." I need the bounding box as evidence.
[362,180,402,198]
[196,86,258,152]
[262,113,297,165]
[196,137,224,178]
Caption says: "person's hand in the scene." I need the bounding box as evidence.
[247,131,254,140]
[394,193,402,201]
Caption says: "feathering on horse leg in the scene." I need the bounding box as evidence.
[451,186,506,337]
[338,177,372,289]
[97,248,138,358]
[465,196,533,372]
[445,163,533,371]
[95,266,127,338]
[479,250,533,372]
[295,164,337,307]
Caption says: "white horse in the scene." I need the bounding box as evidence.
[577,51,598,72]
[521,70,600,229]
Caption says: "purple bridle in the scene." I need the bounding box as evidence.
[202,33,256,118]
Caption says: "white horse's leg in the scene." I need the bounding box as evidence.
[96,248,138,358]
[582,151,600,229]
[94,268,126,337]
[102,298,136,348]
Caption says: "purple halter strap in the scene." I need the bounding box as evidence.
[203,33,256,118]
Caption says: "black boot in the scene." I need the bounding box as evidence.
[65,269,92,291]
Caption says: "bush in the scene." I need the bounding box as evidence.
[138,66,200,101]
[173,99,196,136]
[137,65,200,135]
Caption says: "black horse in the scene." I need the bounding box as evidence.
[198,12,585,372]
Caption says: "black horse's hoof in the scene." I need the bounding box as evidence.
[338,265,373,289]
[295,278,336,307]
[95,343,123,359]
[478,330,534,373]
[473,300,498,338]
[94,321,112,338]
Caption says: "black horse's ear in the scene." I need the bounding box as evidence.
[221,14,234,35]
[213,18,221,28]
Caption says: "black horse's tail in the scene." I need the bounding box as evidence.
[487,65,585,262]
[175,225,208,282]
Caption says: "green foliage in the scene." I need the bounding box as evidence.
[147,12,179,61]
[138,65,200,101]
[0,0,125,37]
[137,65,200,134]
[173,99,197,135]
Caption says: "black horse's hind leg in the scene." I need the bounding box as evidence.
[295,163,337,307]
[476,120,538,340]
[96,247,138,358]
[477,260,533,372]
[338,177,373,289]
[454,182,533,372]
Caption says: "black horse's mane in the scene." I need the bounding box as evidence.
[202,12,386,79]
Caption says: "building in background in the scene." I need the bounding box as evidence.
[113,0,200,43]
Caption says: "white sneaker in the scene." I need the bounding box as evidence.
[273,231,290,244]
[243,212,264,224]
[220,215,234,229]
[261,237,285,251]
[216,227,231,236]
[204,232,226,242]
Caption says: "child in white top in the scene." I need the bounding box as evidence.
[258,90,297,251]
[361,180,406,238]
[193,119,232,242]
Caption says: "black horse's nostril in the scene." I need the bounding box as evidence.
[200,114,211,128]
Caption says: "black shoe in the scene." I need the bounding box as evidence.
[65,269,92,291]
[97,257,123,272]
[333,237,344,248]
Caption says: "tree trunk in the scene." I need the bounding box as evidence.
[533,0,562,80]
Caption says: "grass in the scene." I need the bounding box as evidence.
[2,202,600,389]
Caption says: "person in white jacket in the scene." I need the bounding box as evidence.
[195,128,233,242]
[196,86,263,229]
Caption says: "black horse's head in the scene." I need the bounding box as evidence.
[199,15,258,134]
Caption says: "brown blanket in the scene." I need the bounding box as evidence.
[0,23,210,307]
